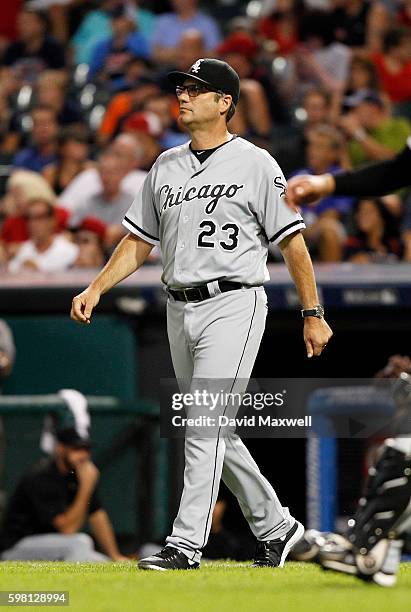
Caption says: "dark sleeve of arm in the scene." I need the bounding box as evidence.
[88,488,103,515]
[27,479,66,527]
[334,144,411,196]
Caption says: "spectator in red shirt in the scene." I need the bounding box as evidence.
[371,27,411,115]
[0,170,68,263]
[257,0,302,56]
[7,199,78,274]
[216,32,273,139]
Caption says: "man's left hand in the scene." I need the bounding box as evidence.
[304,317,333,358]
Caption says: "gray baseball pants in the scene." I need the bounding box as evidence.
[165,286,295,563]
[1,533,109,561]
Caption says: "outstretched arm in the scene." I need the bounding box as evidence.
[333,143,411,195]
[286,142,411,209]
[70,233,153,324]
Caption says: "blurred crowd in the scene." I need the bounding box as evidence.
[0,0,411,271]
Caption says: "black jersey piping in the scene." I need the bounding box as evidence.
[123,216,159,242]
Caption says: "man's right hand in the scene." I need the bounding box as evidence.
[286,174,335,210]
[75,460,100,487]
[71,286,101,324]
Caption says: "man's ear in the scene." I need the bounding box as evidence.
[219,95,232,115]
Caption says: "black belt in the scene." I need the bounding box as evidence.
[168,281,244,302]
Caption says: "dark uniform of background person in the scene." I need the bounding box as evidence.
[286,139,411,585]
[0,426,127,562]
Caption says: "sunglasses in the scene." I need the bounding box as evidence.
[175,84,222,98]
[25,212,53,221]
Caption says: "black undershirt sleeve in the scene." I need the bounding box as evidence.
[334,143,411,196]
[89,488,103,515]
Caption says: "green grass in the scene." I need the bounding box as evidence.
[0,561,410,612]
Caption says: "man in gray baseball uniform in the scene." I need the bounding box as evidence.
[71,58,332,571]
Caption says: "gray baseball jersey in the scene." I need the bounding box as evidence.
[122,136,305,288]
[127,135,303,564]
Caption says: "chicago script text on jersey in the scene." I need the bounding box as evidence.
[159,183,244,215]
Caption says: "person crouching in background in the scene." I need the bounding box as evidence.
[0,426,127,562]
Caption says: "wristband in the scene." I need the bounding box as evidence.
[301,304,325,319]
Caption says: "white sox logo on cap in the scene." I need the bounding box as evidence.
[167,58,241,105]
[191,59,205,74]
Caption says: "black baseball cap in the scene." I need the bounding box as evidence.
[168,58,240,106]
[56,426,91,449]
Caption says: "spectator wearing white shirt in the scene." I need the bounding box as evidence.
[58,134,146,213]
[8,199,78,274]
[68,153,134,249]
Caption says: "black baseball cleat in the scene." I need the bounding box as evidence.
[138,546,200,571]
[252,521,305,568]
